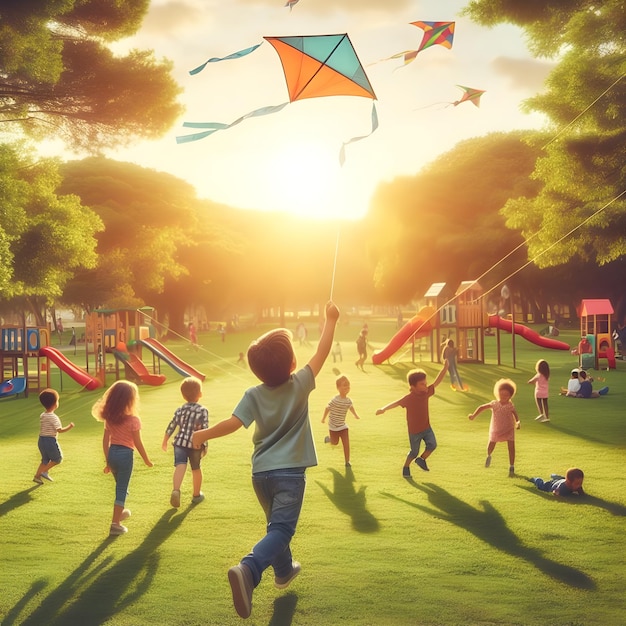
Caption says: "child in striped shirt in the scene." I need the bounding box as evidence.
[322,375,360,467]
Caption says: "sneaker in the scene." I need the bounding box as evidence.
[415,457,429,472]
[120,509,131,521]
[508,466,515,477]
[535,414,545,421]
[324,436,330,444]
[40,472,53,482]
[109,523,128,536]
[599,386,609,395]
[170,489,181,508]
[402,467,411,478]
[228,563,254,619]
[345,462,351,468]
[275,561,301,589]
[539,416,550,423]
[485,455,492,468]
[192,492,205,504]
[33,475,43,485]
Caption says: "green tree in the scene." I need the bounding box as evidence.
[0,144,102,324]
[462,0,626,267]
[0,1,182,150]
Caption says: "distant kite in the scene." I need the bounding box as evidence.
[371,20,455,68]
[452,85,486,107]
[177,34,378,164]
[285,0,299,10]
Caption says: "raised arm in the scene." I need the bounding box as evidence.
[432,359,449,388]
[308,301,340,377]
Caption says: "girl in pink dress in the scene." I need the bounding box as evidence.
[528,359,550,423]
[468,378,521,477]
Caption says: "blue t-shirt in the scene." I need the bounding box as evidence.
[578,380,593,398]
[233,365,317,473]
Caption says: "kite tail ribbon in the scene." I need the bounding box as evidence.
[339,102,378,166]
[176,102,290,144]
[189,42,263,75]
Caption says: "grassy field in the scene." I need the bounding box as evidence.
[1,319,625,626]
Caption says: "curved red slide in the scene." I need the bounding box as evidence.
[139,338,206,380]
[372,314,433,364]
[115,351,166,386]
[488,316,570,350]
[39,346,103,390]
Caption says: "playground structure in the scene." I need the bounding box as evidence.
[1,325,51,397]
[577,299,616,370]
[373,280,574,366]
[86,307,205,386]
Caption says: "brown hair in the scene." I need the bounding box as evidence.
[247,328,295,387]
[566,467,584,482]
[493,378,516,399]
[92,380,139,425]
[39,388,59,411]
[407,369,426,387]
[335,375,350,389]
[536,359,550,379]
[180,376,202,402]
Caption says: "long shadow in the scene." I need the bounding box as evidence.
[268,593,298,626]
[316,467,380,533]
[0,486,40,518]
[517,484,626,516]
[381,482,595,589]
[16,507,193,626]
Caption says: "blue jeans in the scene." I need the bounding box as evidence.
[108,445,134,507]
[241,468,306,587]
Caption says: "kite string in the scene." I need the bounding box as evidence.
[329,226,341,301]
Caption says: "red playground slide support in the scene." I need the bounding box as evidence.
[372,314,433,365]
[39,346,103,390]
[488,316,570,350]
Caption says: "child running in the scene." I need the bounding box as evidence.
[193,301,339,620]
[376,360,449,478]
[468,378,520,477]
[322,374,361,467]
[33,388,74,484]
[528,359,550,422]
[93,380,153,536]
[162,376,209,507]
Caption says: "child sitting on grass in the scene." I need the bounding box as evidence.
[528,468,585,496]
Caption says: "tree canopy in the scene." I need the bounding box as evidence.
[0,0,183,150]
[462,0,626,268]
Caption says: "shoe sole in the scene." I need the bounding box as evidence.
[275,567,300,589]
[228,566,252,619]
[170,490,181,508]
[40,474,53,482]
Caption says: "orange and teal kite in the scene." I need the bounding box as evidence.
[452,85,485,107]
[177,34,378,164]
[373,20,455,67]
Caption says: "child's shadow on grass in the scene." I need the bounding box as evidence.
[0,486,40,518]
[13,507,193,626]
[517,484,626,516]
[268,593,298,626]
[382,482,595,590]
[316,467,380,533]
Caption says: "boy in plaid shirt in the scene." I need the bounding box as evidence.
[162,377,209,507]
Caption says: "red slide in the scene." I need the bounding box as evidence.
[488,316,570,350]
[372,314,433,365]
[39,346,103,390]
[139,338,206,381]
[115,351,166,386]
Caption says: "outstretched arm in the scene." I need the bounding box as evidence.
[193,415,243,448]
[468,403,491,420]
[308,301,340,377]
[376,399,402,415]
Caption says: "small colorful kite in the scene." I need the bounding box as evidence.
[284,0,300,10]
[452,85,485,107]
[177,34,378,164]
[371,20,455,67]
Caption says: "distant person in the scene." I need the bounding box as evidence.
[560,369,581,396]
[218,323,226,342]
[468,378,520,477]
[331,341,342,363]
[528,359,550,422]
[188,321,198,350]
[441,339,466,391]
[33,389,75,484]
[528,468,585,496]
[576,370,609,398]
[376,360,449,478]
[322,374,361,467]
[237,351,245,366]
[56,317,64,345]
[355,329,368,370]
[162,377,209,507]
[192,301,340,620]
[93,381,153,536]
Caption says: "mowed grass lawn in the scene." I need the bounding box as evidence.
[1,320,625,626]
